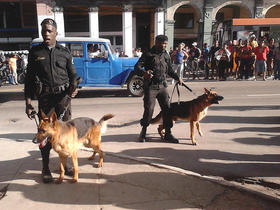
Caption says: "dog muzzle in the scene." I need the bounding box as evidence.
[32,136,49,148]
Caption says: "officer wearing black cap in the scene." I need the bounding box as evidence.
[24,18,78,183]
[134,35,183,143]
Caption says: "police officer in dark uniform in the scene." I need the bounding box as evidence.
[134,35,183,143]
[24,18,78,183]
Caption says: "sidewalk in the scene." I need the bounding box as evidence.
[0,138,280,210]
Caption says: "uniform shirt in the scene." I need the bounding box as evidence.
[25,42,77,99]
[134,46,179,83]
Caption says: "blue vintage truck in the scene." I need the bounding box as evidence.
[32,37,144,96]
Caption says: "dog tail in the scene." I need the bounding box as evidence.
[99,114,114,134]
[150,111,162,124]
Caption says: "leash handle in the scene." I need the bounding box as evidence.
[181,82,197,96]
[170,82,181,104]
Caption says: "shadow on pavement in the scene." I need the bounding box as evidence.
[210,105,280,111]
[1,151,279,209]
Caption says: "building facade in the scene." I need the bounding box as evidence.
[0,0,280,53]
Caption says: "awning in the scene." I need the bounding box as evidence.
[232,18,280,26]
[0,50,29,55]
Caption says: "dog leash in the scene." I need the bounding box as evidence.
[170,82,196,104]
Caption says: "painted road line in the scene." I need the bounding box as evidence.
[247,94,280,97]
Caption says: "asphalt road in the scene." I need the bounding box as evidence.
[0,79,280,198]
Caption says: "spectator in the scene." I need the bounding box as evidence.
[114,48,120,57]
[239,40,252,80]
[215,43,231,81]
[189,42,201,79]
[88,44,101,58]
[135,48,142,57]
[273,41,280,80]
[267,38,275,77]
[227,40,234,77]
[201,43,210,79]
[170,42,188,84]
[253,39,269,81]
[119,51,128,57]
[249,34,258,49]
[8,54,18,85]
[209,40,220,80]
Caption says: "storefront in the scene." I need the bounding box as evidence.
[232,18,280,41]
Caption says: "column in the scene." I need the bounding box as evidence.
[122,5,133,57]
[255,0,264,18]
[202,7,213,46]
[36,0,53,38]
[53,6,65,37]
[89,7,99,38]
[165,20,175,52]
[155,8,165,36]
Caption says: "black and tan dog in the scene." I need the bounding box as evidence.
[150,88,223,145]
[34,111,114,183]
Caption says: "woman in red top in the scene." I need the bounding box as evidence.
[254,40,269,81]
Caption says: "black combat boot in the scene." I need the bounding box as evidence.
[138,126,147,142]
[41,151,53,183]
[164,129,179,144]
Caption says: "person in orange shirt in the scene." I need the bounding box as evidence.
[8,54,18,85]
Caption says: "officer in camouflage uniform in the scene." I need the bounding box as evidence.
[134,35,183,143]
[24,18,78,183]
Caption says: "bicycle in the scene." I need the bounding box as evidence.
[184,58,206,80]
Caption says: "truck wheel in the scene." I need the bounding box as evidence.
[127,75,144,97]
[18,73,25,84]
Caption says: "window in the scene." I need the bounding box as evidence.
[65,43,84,57]
[116,36,123,45]
[174,13,194,29]
[87,43,107,58]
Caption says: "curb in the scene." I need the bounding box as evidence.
[81,147,280,204]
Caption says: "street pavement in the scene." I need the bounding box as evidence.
[0,81,280,209]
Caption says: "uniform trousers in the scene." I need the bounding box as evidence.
[140,81,173,131]
[38,91,72,170]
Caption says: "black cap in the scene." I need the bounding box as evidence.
[41,18,57,29]
[155,35,168,42]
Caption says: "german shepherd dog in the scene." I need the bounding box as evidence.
[150,88,224,145]
[34,111,114,183]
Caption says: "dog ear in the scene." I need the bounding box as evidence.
[204,88,210,95]
[40,110,48,120]
[49,111,57,123]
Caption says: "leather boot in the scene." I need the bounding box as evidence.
[138,126,147,142]
[164,129,179,144]
[40,142,53,183]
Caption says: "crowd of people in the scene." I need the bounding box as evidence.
[169,35,280,81]
[0,52,28,85]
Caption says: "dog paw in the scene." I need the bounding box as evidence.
[97,163,103,168]
[191,141,198,146]
[68,179,77,183]
[88,156,95,160]
[199,132,203,136]
[55,178,63,184]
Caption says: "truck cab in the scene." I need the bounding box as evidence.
[32,37,144,96]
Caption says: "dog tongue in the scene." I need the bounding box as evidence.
[39,138,48,148]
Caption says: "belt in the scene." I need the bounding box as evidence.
[42,83,69,94]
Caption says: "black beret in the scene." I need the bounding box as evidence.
[41,18,57,29]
